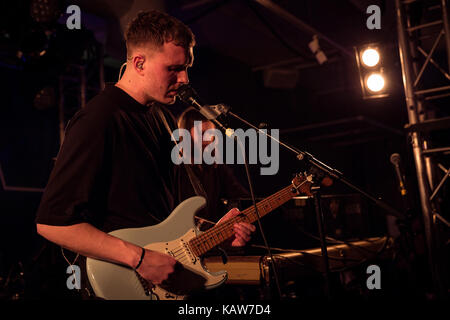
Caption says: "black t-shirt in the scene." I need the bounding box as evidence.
[35,85,179,232]
[33,85,249,299]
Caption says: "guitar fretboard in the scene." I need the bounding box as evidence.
[188,184,299,257]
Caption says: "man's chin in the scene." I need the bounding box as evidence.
[164,96,177,105]
[149,93,177,105]
[150,97,176,106]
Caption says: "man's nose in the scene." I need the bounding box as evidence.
[177,70,189,84]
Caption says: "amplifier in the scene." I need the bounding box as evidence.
[203,236,393,285]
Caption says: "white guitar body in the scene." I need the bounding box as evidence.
[86,196,227,300]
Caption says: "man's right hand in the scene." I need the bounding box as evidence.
[36,223,179,286]
[136,250,177,285]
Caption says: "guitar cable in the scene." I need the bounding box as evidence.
[60,247,81,292]
[234,135,284,300]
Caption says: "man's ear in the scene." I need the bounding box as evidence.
[132,55,145,73]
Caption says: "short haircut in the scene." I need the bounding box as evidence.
[125,10,195,59]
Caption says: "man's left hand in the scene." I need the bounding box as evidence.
[218,208,256,247]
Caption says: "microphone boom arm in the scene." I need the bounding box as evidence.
[227,111,405,220]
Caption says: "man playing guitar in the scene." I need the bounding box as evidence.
[35,10,254,299]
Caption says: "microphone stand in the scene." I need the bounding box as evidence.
[238,138,284,300]
[176,84,403,299]
[227,110,405,299]
[228,111,405,219]
[220,117,285,300]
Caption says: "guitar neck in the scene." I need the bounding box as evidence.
[188,184,297,257]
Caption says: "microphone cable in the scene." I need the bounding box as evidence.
[232,131,284,300]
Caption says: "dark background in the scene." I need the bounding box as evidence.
[0,0,448,300]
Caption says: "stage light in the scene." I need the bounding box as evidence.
[354,43,388,99]
[366,73,385,92]
[361,48,380,67]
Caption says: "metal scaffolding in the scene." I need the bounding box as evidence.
[57,45,105,147]
[395,0,450,298]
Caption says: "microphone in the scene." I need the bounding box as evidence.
[390,153,407,196]
[176,84,231,134]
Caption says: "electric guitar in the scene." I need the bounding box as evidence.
[86,173,312,300]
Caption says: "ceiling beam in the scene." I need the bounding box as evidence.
[253,0,354,58]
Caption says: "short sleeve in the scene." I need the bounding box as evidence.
[35,106,113,226]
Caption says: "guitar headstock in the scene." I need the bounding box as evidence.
[291,173,313,196]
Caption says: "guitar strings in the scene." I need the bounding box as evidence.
[199,186,293,241]
[170,179,308,261]
[189,186,296,254]
[190,187,293,253]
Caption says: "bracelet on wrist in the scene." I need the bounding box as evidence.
[134,247,145,271]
